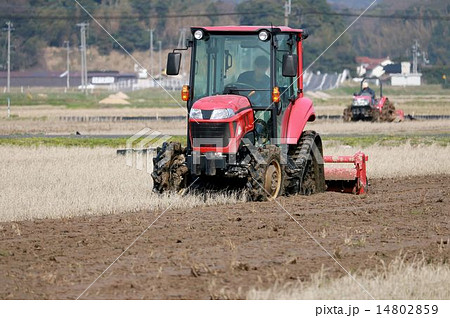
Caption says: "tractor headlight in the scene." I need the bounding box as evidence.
[189,108,203,119]
[194,30,204,40]
[258,30,270,42]
[210,108,235,120]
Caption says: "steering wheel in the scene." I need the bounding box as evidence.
[224,82,257,95]
[224,82,268,106]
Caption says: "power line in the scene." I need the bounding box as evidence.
[303,10,450,21]
[4,11,265,20]
[0,10,448,21]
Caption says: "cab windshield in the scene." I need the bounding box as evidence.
[192,34,271,107]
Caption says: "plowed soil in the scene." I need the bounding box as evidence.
[1,175,449,299]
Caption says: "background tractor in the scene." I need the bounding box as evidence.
[152,26,367,200]
[343,77,404,122]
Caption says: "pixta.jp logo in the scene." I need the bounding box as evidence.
[125,128,171,173]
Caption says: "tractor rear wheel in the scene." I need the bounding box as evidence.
[152,142,189,193]
[380,99,396,122]
[371,108,380,122]
[285,131,326,196]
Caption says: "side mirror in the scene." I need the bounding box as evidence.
[166,52,181,76]
[282,54,298,77]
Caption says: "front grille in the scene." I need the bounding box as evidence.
[191,122,231,148]
[352,106,371,115]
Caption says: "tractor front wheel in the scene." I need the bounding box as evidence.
[247,145,285,201]
[263,157,283,200]
[343,106,352,122]
[152,142,189,194]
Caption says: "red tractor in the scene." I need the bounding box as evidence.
[152,26,367,200]
[343,77,404,122]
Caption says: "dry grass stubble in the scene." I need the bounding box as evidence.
[1,143,449,222]
[0,146,243,222]
[248,257,450,299]
[324,143,450,178]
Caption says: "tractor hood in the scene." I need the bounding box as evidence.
[192,95,251,113]
[354,95,371,101]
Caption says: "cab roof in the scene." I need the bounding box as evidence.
[192,26,304,33]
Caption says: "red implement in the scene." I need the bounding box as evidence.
[324,151,368,194]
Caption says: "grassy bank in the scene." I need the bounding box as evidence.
[0,136,185,148]
[0,134,448,148]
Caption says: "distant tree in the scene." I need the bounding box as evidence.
[236,0,355,72]
[113,19,147,52]
[1,0,447,71]
[429,21,450,65]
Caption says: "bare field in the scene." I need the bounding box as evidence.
[1,109,449,136]
[0,105,187,135]
[0,118,187,135]
[307,91,450,116]
[323,143,450,178]
[0,175,448,299]
[1,144,449,222]
[0,105,186,118]
[313,102,450,117]
[0,88,448,136]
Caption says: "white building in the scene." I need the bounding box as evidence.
[390,62,422,86]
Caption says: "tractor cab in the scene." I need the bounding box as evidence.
[167,26,309,153]
[355,77,380,105]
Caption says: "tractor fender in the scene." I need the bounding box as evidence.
[376,96,388,111]
[283,97,316,144]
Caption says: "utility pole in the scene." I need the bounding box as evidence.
[77,22,88,95]
[64,41,70,89]
[148,29,154,77]
[284,0,292,27]
[412,40,419,74]
[5,21,13,93]
[158,40,162,80]
[177,28,186,77]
